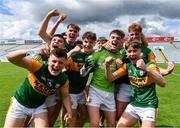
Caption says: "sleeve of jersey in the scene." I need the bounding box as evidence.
[114,64,127,78]
[67,57,73,66]
[28,59,43,73]
[85,52,97,66]
[148,63,160,73]
[144,63,160,84]
[121,48,127,59]
[61,80,69,89]
[59,73,69,89]
[148,51,157,63]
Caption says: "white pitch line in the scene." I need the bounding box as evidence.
[172,72,180,77]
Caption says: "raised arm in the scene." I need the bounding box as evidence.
[48,14,67,37]
[136,59,166,87]
[159,62,175,76]
[104,56,116,81]
[105,57,127,82]
[38,9,59,45]
[6,49,33,70]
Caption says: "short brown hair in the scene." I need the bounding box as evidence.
[50,48,67,59]
[110,29,125,39]
[125,39,141,50]
[82,31,97,41]
[97,37,107,42]
[67,23,81,32]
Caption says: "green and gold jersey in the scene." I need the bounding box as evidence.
[114,48,130,85]
[14,59,68,108]
[141,45,156,63]
[114,46,156,85]
[114,61,159,108]
[64,40,82,53]
[87,49,123,92]
[66,52,91,94]
[27,50,48,63]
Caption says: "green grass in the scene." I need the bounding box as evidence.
[0,62,180,127]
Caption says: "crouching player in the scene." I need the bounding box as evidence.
[104,40,166,127]
[4,48,72,127]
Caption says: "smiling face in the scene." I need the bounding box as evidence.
[128,31,142,42]
[108,33,123,52]
[82,38,95,53]
[97,39,107,49]
[128,22,144,44]
[66,25,80,45]
[49,36,65,50]
[48,54,66,76]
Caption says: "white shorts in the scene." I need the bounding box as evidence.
[116,83,131,102]
[70,92,86,109]
[87,86,116,112]
[6,97,47,118]
[125,104,156,121]
[45,92,62,107]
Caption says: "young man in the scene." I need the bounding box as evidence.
[128,22,175,76]
[38,9,80,126]
[4,48,72,127]
[85,29,125,127]
[114,22,175,122]
[39,9,80,52]
[61,31,96,127]
[25,34,66,127]
[38,9,81,51]
[94,36,108,51]
[104,40,165,127]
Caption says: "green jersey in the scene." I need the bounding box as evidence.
[64,40,82,53]
[87,49,123,92]
[140,45,156,63]
[14,60,68,108]
[115,61,159,108]
[66,52,91,94]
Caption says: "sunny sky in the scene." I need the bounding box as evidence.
[1,0,180,40]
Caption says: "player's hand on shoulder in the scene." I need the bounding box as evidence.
[34,48,49,57]
[72,45,82,53]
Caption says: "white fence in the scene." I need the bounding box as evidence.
[0,42,180,63]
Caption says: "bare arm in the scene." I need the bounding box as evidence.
[159,62,175,76]
[38,9,59,45]
[136,59,166,87]
[67,45,82,58]
[48,14,67,36]
[6,49,32,70]
[104,56,126,82]
[59,80,72,122]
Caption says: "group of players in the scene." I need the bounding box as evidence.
[4,9,175,127]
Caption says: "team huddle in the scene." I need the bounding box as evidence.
[4,9,175,128]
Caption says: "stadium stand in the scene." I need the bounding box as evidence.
[148,42,180,63]
[0,39,180,63]
[0,39,45,62]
